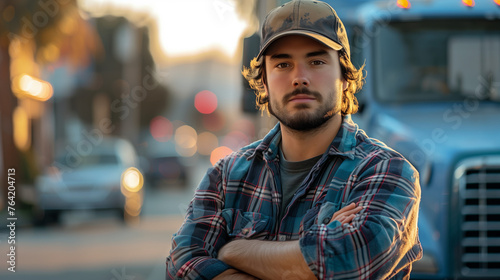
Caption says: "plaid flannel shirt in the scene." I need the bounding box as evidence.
[166,115,422,279]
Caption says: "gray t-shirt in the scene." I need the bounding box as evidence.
[279,147,322,222]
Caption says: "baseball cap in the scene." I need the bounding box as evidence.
[257,0,350,60]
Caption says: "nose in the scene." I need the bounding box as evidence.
[292,64,310,87]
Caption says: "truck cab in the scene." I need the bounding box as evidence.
[331,0,500,278]
[245,0,500,278]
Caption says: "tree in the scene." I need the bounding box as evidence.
[0,0,99,207]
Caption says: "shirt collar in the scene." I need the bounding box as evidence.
[249,115,358,161]
[328,115,357,160]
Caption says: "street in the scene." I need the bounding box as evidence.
[0,165,205,280]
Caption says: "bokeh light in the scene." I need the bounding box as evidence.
[194,90,218,114]
[13,106,31,152]
[40,44,61,63]
[150,116,173,142]
[175,125,198,157]
[175,125,197,149]
[176,145,197,157]
[197,132,219,156]
[15,74,54,101]
[124,193,143,217]
[121,167,144,193]
[210,146,233,166]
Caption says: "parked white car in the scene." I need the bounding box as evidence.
[35,137,144,225]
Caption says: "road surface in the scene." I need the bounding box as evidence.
[0,163,207,280]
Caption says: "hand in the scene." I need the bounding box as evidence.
[217,239,315,280]
[329,202,362,225]
[213,268,260,280]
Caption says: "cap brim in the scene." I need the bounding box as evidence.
[257,30,343,60]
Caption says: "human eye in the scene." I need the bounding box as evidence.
[276,62,290,69]
[311,60,326,66]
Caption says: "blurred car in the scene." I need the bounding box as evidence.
[34,137,144,225]
[143,140,189,188]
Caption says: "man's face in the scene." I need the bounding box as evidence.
[264,35,346,131]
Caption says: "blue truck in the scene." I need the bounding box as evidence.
[326,0,500,279]
[245,0,500,278]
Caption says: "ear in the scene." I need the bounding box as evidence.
[262,68,269,95]
[342,79,348,92]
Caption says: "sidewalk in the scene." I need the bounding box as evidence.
[0,214,184,279]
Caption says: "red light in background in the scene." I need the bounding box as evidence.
[462,0,475,7]
[494,0,500,6]
[195,90,218,114]
[397,0,411,9]
[150,116,173,142]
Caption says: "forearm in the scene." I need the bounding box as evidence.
[213,268,260,280]
[218,239,316,280]
[167,164,231,279]
[215,204,362,280]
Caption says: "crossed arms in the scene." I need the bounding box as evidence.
[214,204,362,280]
[166,157,422,279]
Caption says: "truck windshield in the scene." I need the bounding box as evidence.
[375,20,500,103]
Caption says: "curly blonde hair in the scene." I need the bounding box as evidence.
[242,51,365,115]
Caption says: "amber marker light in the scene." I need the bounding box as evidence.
[397,0,411,9]
[462,0,475,7]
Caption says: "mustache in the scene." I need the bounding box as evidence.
[283,88,322,103]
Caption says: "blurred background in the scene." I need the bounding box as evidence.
[0,0,273,279]
[0,0,499,279]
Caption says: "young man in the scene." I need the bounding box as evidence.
[166,1,422,279]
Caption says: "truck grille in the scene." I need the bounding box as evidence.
[455,156,500,278]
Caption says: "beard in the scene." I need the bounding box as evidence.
[268,88,339,132]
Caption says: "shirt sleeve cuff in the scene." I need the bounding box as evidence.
[197,259,232,279]
[299,224,326,277]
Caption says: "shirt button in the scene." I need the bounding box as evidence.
[279,235,286,241]
[241,228,249,235]
[322,217,330,224]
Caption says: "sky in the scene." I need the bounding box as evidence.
[78,0,250,59]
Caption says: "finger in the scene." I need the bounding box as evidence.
[332,205,362,221]
[339,214,357,226]
[337,216,346,224]
[347,206,363,216]
[331,203,356,220]
[342,206,362,216]
[338,212,359,225]
[345,214,356,223]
